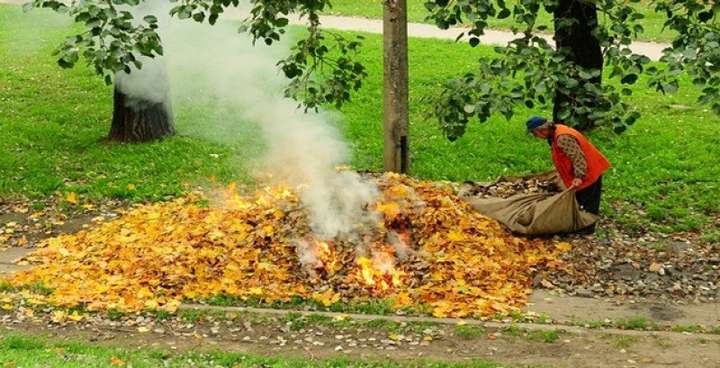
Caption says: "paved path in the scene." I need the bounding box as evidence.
[289,15,668,60]
[1,0,668,60]
[527,290,720,327]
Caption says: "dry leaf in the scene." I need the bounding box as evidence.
[648,262,663,273]
[110,356,125,366]
[3,173,564,318]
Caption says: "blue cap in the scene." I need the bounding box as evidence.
[526,116,547,131]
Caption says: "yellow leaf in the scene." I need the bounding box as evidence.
[261,225,274,236]
[136,287,153,299]
[1,304,13,311]
[432,301,452,318]
[127,184,136,191]
[313,289,340,307]
[392,292,412,309]
[51,310,67,323]
[110,356,125,366]
[376,202,401,218]
[447,230,465,242]
[137,326,150,333]
[68,311,84,322]
[66,192,78,204]
[555,242,572,252]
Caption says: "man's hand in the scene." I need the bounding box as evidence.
[570,178,583,189]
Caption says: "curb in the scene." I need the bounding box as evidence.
[180,303,720,339]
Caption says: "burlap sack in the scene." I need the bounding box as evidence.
[459,172,598,235]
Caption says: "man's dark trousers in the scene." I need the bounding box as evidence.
[575,176,602,233]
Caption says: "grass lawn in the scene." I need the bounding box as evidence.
[1,4,718,235]
[0,6,244,203]
[0,332,501,367]
[326,0,676,42]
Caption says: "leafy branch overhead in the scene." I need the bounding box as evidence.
[26,0,367,110]
[25,0,718,137]
[425,0,719,137]
[26,0,164,85]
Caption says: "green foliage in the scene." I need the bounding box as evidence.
[26,0,367,110]
[26,0,163,85]
[649,1,720,114]
[328,0,678,42]
[423,0,719,138]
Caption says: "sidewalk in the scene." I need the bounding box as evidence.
[1,0,669,60]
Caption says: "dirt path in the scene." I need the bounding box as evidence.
[1,0,669,60]
[2,309,719,368]
[0,247,30,275]
[526,290,720,328]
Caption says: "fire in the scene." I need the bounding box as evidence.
[296,238,340,277]
[355,246,405,292]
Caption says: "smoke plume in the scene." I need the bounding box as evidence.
[119,1,378,239]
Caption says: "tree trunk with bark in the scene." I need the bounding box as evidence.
[109,85,175,142]
[553,0,603,131]
[383,0,410,173]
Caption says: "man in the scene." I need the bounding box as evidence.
[526,116,611,233]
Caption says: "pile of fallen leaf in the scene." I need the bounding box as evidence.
[2,173,567,318]
[0,196,123,250]
[459,176,561,199]
[539,227,720,302]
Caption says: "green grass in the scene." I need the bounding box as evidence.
[203,294,425,316]
[602,334,640,349]
[454,324,486,339]
[614,317,655,330]
[0,333,504,368]
[670,324,702,333]
[326,0,677,42]
[526,330,560,343]
[1,5,719,234]
[0,6,245,202]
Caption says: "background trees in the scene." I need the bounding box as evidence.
[426,0,718,136]
[27,0,719,161]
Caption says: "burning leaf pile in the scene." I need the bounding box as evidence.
[3,174,567,318]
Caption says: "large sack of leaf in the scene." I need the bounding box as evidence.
[458,172,597,235]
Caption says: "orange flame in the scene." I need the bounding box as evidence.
[297,238,340,276]
[355,246,405,292]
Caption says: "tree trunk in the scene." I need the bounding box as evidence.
[383,0,410,173]
[109,85,175,142]
[553,0,603,131]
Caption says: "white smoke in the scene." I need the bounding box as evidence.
[115,55,171,110]
[119,1,378,239]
